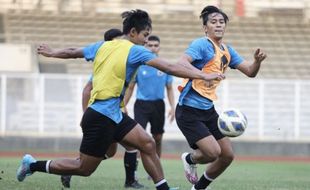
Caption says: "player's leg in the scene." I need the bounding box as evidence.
[122,99,150,185]
[149,100,165,158]
[60,131,118,188]
[17,153,103,182]
[192,108,234,190]
[116,113,173,190]
[60,80,94,188]
[121,142,144,189]
[17,108,115,183]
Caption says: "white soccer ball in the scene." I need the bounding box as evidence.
[217,108,248,137]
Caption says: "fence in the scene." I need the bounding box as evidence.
[1,73,310,142]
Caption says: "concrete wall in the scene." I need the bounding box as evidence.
[1,136,310,157]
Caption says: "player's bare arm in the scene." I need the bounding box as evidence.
[166,83,175,123]
[37,44,84,59]
[123,82,136,114]
[236,48,267,78]
[147,57,225,82]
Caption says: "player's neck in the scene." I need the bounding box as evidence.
[207,36,222,47]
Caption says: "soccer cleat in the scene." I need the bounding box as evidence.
[16,154,37,182]
[181,152,198,184]
[191,185,211,190]
[169,187,180,190]
[61,175,72,188]
[124,180,145,189]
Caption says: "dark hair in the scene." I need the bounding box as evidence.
[104,28,123,41]
[147,35,160,43]
[121,9,152,34]
[200,6,229,25]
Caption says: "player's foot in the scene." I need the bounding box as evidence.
[16,154,36,182]
[124,180,145,189]
[181,152,198,184]
[191,185,211,190]
[61,175,72,188]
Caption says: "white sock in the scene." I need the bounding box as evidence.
[45,160,51,173]
[155,179,167,187]
[203,172,214,181]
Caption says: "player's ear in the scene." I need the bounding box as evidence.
[203,25,208,33]
[129,28,137,37]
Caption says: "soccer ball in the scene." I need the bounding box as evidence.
[217,108,248,137]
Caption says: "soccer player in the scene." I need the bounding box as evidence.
[59,28,144,189]
[124,35,175,160]
[17,9,224,190]
[175,6,267,190]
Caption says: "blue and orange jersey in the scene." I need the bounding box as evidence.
[178,37,244,110]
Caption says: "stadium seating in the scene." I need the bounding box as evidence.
[1,4,310,78]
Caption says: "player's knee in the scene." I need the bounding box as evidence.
[207,147,221,162]
[153,136,162,146]
[106,145,117,158]
[141,137,156,153]
[74,162,96,177]
[153,134,162,145]
[155,139,161,147]
[221,151,234,165]
[78,168,95,177]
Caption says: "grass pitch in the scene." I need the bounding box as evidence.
[0,156,309,190]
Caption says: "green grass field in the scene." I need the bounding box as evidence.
[0,157,309,190]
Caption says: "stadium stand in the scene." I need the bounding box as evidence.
[1,1,310,78]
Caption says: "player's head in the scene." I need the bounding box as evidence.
[121,9,152,45]
[200,5,229,40]
[145,35,160,55]
[104,28,123,41]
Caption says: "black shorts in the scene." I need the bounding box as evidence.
[80,108,137,157]
[175,104,224,150]
[134,99,165,134]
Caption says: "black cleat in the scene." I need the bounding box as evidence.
[124,180,145,189]
[61,175,72,188]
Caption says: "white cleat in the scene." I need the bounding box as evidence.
[181,152,198,184]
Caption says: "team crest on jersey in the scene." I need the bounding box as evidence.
[157,70,164,76]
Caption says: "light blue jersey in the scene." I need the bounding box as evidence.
[83,41,156,123]
[179,37,244,110]
[135,65,173,101]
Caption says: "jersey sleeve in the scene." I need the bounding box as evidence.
[185,39,203,62]
[166,75,173,85]
[88,74,93,82]
[83,41,104,62]
[127,45,157,66]
[228,46,244,69]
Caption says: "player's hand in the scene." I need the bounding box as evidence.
[254,48,267,63]
[204,73,225,81]
[168,108,175,123]
[37,44,54,57]
[122,106,128,115]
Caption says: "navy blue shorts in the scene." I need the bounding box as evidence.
[134,99,165,135]
[80,108,137,157]
[175,104,224,150]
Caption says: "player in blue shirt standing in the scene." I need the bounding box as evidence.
[124,35,175,163]
[176,6,267,190]
[17,9,225,190]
